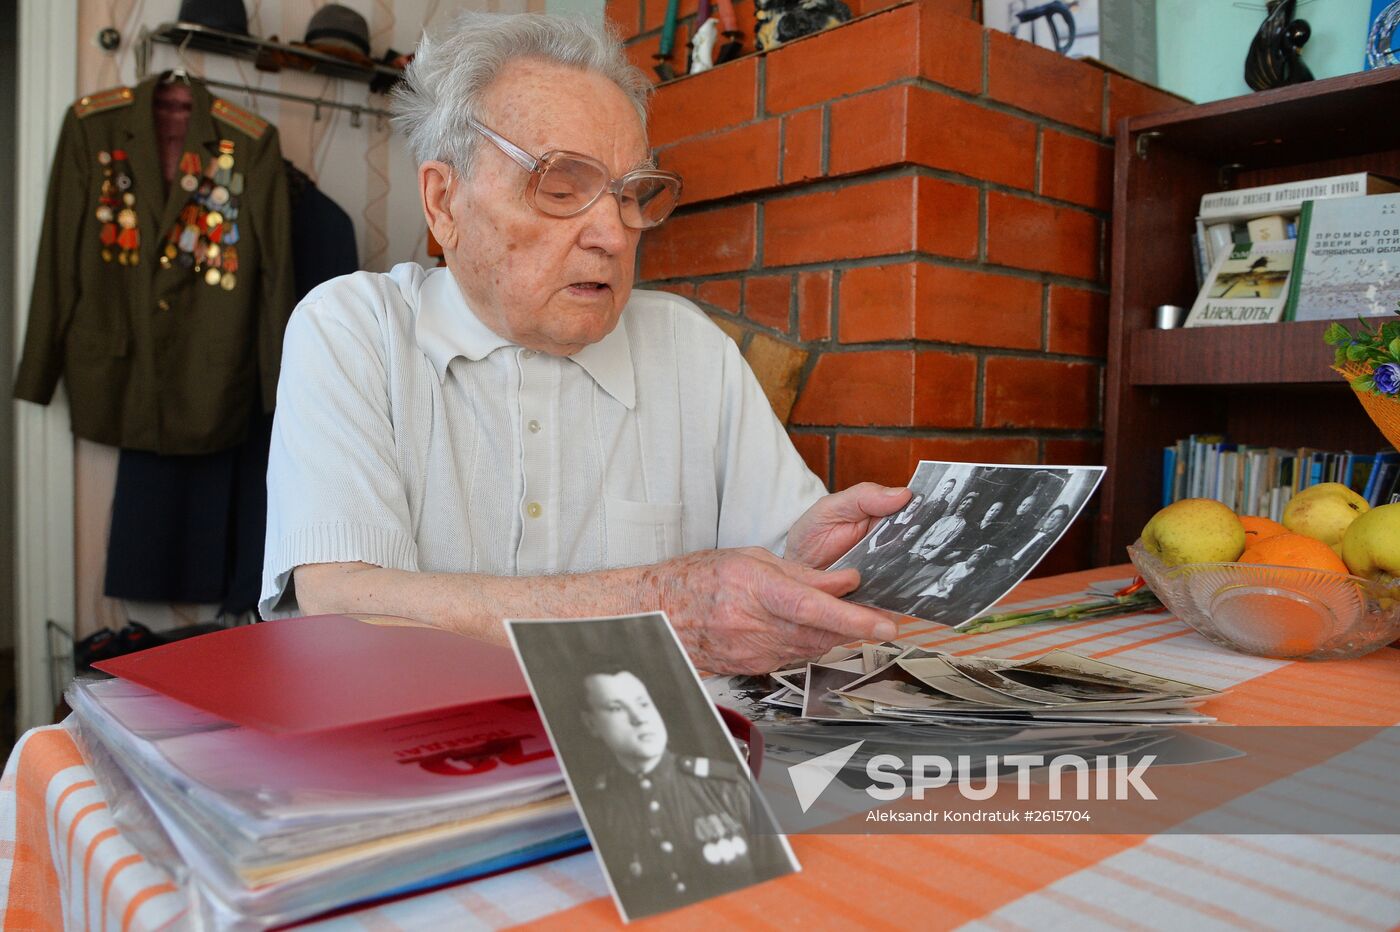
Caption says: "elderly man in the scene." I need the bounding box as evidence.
[259,12,907,673]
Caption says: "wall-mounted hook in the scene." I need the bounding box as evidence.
[1134,130,1163,160]
[313,101,323,122]
[1218,162,1246,188]
[350,106,363,129]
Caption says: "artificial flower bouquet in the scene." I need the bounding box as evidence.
[1325,302,1400,449]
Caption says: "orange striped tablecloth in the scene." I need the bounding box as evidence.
[3,565,1399,931]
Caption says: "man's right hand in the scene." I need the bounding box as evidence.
[639,548,898,674]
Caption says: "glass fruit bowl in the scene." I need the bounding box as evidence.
[1126,541,1400,660]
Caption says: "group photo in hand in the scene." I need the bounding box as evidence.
[830,462,1105,626]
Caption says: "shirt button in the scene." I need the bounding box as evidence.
[527,419,541,434]
[159,255,172,269]
[639,778,651,790]
[526,502,542,519]
[660,841,674,853]
[649,800,660,812]
[521,349,536,359]
[675,882,686,893]
[156,299,170,311]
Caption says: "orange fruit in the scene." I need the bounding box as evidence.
[1238,532,1350,575]
[1239,515,1288,544]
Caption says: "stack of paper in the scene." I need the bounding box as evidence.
[68,616,587,929]
[774,643,1221,726]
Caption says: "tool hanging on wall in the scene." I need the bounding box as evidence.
[689,0,718,73]
[690,18,720,73]
[715,0,744,64]
[653,0,681,80]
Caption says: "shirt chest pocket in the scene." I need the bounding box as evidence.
[605,497,683,568]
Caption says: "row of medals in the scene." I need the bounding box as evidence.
[96,148,140,265]
[95,139,242,291]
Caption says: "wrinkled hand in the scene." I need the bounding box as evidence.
[785,483,912,570]
[642,547,898,673]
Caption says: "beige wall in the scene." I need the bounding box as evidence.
[68,0,539,636]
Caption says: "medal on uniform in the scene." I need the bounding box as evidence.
[161,139,240,290]
[96,148,139,264]
[178,151,201,193]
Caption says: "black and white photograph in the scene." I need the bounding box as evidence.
[832,461,1105,626]
[505,613,799,922]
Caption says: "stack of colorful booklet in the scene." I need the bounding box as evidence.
[69,616,586,929]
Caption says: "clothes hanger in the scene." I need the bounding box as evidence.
[161,33,198,85]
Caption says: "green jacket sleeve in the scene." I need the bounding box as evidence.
[251,125,295,413]
[14,108,88,404]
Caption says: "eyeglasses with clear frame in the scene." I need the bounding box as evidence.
[467,118,683,230]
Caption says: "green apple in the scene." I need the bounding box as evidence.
[1141,498,1246,566]
[1341,502,1400,578]
[1283,482,1369,554]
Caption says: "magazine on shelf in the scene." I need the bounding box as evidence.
[1197,172,1399,222]
[1287,192,1400,321]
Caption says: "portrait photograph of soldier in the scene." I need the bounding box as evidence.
[506,613,798,921]
[830,461,1105,626]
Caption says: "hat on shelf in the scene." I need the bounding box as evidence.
[177,0,249,35]
[304,4,373,62]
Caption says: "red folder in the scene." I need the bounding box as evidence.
[93,615,529,735]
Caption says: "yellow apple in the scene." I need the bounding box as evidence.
[1282,482,1369,554]
[1341,502,1400,579]
[1141,498,1247,565]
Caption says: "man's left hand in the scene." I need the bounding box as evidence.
[785,483,912,570]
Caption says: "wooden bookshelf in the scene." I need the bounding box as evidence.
[1097,67,1400,566]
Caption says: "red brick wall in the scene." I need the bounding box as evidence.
[613,0,1186,572]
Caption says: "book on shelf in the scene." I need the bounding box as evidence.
[1184,239,1296,327]
[1192,173,1397,273]
[1198,172,1400,222]
[1286,191,1400,322]
[1161,439,1399,521]
[1195,215,1296,271]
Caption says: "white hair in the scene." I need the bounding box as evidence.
[391,12,652,176]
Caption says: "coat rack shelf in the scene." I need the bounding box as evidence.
[134,21,403,124]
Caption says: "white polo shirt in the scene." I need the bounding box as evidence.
[259,262,827,618]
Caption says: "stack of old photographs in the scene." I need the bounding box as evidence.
[776,643,1222,727]
[66,676,586,929]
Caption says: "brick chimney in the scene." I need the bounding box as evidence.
[613,0,1186,572]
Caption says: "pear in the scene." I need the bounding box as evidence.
[1341,502,1400,579]
[1141,498,1247,566]
[1282,482,1369,555]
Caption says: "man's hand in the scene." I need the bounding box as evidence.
[641,548,899,674]
[785,483,912,570]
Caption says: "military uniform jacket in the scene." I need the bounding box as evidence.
[13,77,295,454]
[582,750,792,919]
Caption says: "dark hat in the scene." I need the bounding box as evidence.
[177,0,249,35]
[305,4,371,57]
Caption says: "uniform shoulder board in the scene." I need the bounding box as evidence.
[680,755,740,781]
[211,98,268,139]
[74,86,134,118]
